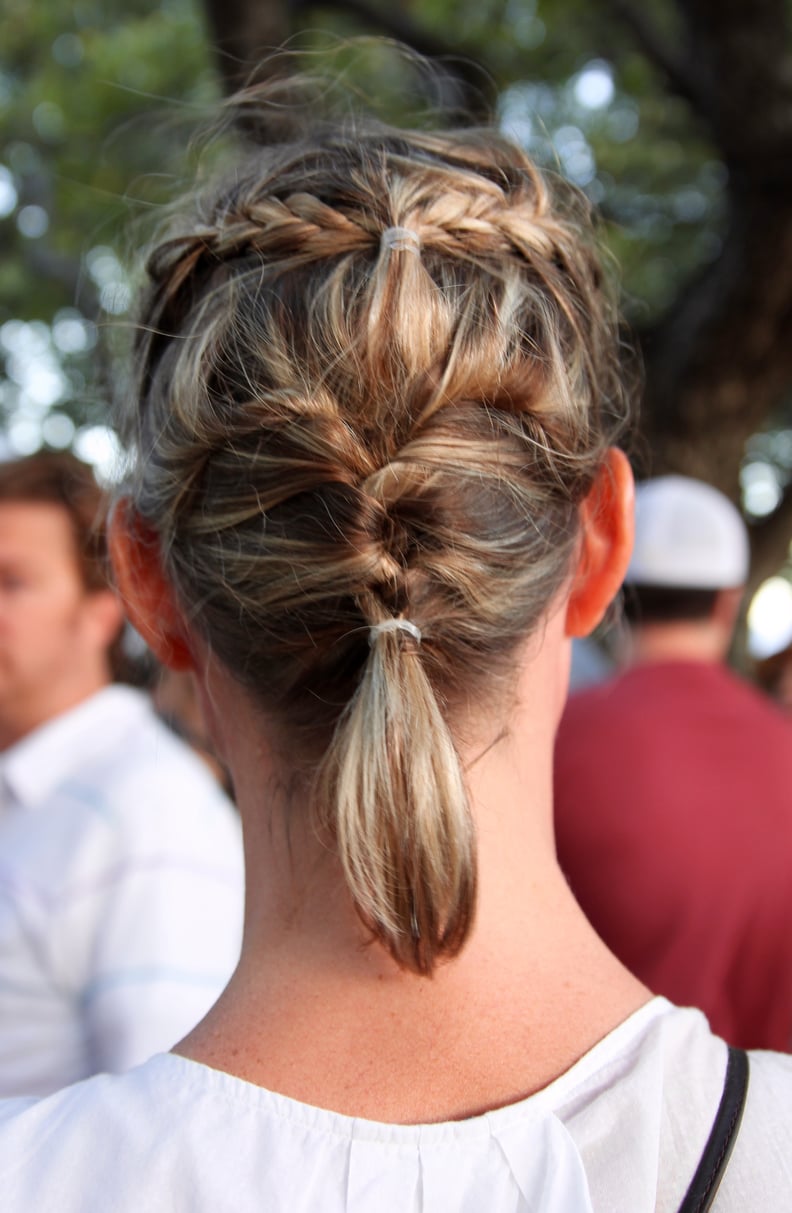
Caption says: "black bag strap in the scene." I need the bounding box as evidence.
[677,1046,750,1213]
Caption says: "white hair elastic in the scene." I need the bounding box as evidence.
[369,619,422,645]
[380,226,421,255]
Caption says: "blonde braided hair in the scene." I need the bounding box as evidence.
[123,90,630,974]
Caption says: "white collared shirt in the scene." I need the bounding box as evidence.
[0,685,244,1097]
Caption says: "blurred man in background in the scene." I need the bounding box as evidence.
[0,451,243,1096]
[555,474,792,1051]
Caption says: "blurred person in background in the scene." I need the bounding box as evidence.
[555,474,792,1051]
[0,450,243,1097]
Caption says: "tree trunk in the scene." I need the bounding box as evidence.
[626,0,792,578]
[202,0,294,93]
[640,187,792,499]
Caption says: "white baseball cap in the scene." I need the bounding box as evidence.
[626,475,749,589]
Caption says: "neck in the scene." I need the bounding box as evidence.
[231,689,565,981]
[177,613,650,1120]
[202,610,574,980]
[0,672,110,752]
[624,621,729,667]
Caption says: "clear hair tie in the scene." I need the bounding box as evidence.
[369,618,422,646]
[380,226,421,255]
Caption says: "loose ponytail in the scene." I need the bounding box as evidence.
[317,623,476,974]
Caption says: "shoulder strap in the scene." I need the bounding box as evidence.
[677,1046,750,1213]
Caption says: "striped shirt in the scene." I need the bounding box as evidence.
[0,685,244,1097]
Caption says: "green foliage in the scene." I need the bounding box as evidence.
[0,0,745,471]
[0,0,218,462]
[290,2,729,322]
[422,0,727,322]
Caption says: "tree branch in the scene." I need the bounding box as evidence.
[292,0,495,118]
[674,0,792,169]
[631,0,792,505]
[293,0,453,60]
[604,0,706,112]
[202,0,294,93]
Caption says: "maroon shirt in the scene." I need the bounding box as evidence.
[554,660,792,1051]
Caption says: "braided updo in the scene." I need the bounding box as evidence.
[123,84,630,974]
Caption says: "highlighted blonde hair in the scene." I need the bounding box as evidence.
[123,80,630,974]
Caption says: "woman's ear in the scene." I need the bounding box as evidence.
[566,448,635,638]
[108,500,194,671]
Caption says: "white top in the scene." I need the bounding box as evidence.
[0,998,789,1210]
[0,685,244,1097]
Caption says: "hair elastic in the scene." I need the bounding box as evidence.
[380,226,421,255]
[369,619,422,645]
